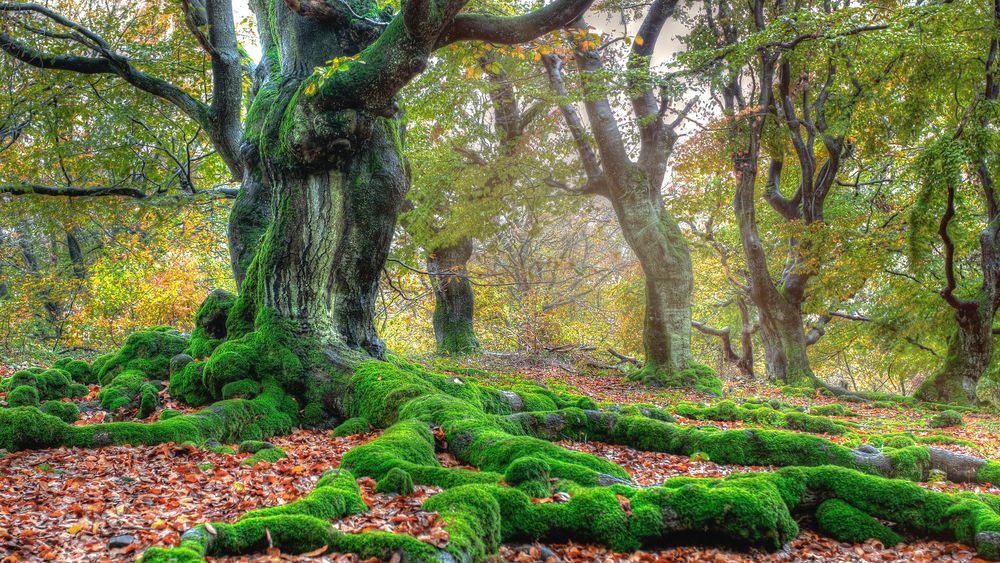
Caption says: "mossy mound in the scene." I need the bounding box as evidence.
[929,410,965,428]
[816,498,904,546]
[41,401,81,423]
[186,289,236,359]
[375,467,415,495]
[8,385,40,407]
[628,363,723,395]
[51,358,95,385]
[332,417,371,437]
[98,328,189,385]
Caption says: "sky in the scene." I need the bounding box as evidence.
[232,2,687,65]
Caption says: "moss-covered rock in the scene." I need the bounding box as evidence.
[332,417,371,437]
[375,467,415,495]
[8,385,40,407]
[52,358,94,385]
[98,329,188,385]
[222,379,260,400]
[169,362,212,407]
[929,410,964,428]
[41,401,80,423]
[98,371,146,411]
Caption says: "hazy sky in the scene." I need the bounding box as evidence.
[233,2,687,64]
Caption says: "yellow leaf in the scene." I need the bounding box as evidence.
[635,36,644,46]
[304,83,318,97]
[67,523,83,534]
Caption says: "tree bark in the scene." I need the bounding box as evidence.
[427,238,480,354]
[615,194,694,374]
[915,306,994,404]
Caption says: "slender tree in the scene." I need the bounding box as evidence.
[911,0,1000,404]
[542,0,707,388]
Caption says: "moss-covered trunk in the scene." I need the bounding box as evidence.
[427,238,480,354]
[758,296,814,386]
[916,305,994,405]
[223,0,408,367]
[612,186,695,384]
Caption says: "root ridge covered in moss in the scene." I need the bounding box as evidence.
[8,310,1000,561]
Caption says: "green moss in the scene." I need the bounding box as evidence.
[342,420,500,488]
[302,402,327,426]
[0,407,67,450]
[52,358,94,385]
[929,410,965,428]
[243,469,366,519]
[139,383,160,418]
[160,409,181,421]
[33,369,72,400]
[423,484,502,560]
[810,404,857,417]
[67,383,89,398]
[375,467,415,495]
[41,401,80,423]
[505,457,550,486]
[98,370,146,411]
[816,498,904,545]
[784,411,848,435]
[97,329,188,385]
[8,385,40,407]
[222,379,260,400]
[629,363,722,395]
[169,362,212,407]
[203,342,255,397]
[332,417,371,437]
[243,446,286,466]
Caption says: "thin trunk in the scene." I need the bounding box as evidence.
[736,296,755,378]
[427,238,479,354]
[733,146,815,386]
[613,188,693,374]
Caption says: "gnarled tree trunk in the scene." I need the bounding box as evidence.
[427,238,480,354]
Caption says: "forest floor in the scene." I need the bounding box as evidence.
[1,357,998,562]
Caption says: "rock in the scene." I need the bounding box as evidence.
[108,535,135,549]
[169,354,194,376]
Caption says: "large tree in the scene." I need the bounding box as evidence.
[1,0,595,363]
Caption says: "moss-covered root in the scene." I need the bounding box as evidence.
[816,499,903,546]
[0,379,296,451]
[139,470,442,562]
[426,465,1000,560]
[627,363,722,395]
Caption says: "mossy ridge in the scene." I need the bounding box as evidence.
[627,362,723,395]
[420,465,1000,559]
[139,470,442,562]
[0,379,296,452]
[97,328,189,385]
[673,399,854,435]
[142,357,1000,561]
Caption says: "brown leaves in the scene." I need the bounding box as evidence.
[0,429,376,561]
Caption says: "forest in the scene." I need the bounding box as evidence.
[0,0,998,560]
